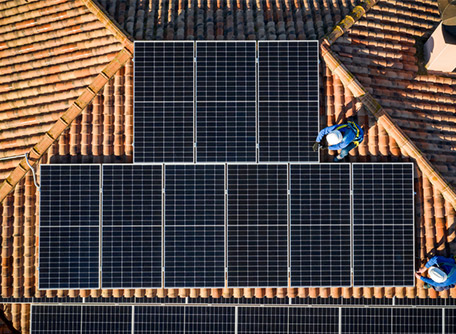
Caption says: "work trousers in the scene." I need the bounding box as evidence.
[334,142,357,162]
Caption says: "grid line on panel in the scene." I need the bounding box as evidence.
[227,164,288,287]
[164,165,225,288]
[196,42,256,162]
[101,165,162,289]
[257,41,319,162]
[39,165,100,290]
[185,306,235,333]
[135,306,185,333]
[290,164,351,287]
[134,42,194,163]
[352,164,414,287]
[31,305,82,334]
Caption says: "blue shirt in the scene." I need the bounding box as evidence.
[316,122,364,151]
[420,256,456,287]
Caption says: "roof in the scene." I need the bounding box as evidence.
[0,0,455,332]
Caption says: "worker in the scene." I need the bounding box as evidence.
[415,256,456,291]
[312,118,364,162]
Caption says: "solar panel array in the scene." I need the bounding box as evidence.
[39,165,100,290]
[227,165,288,287]
[32,306,446,334]
[352,164,414,287]
[258,41,319,162]
[40,163,414,289]
[134,41,319,163]
[164,165,225,287]
[290,164,351,287]
[101,165,162,288]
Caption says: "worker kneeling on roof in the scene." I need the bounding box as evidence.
[312,118,364,162]
[415,256,456,291]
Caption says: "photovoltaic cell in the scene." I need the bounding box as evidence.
[352,163,414,286]
[39,165,100,290]
[392,308,442,334]
[164,165,225,288]
[31,305,82,334]
[445,309,456,333]
[227,165,288,287]
[135,306,185,333]
[288,308,339,334]
[101,165,162,288]
[341,308,392,334]
[196,42,256,162]
[185,306,235,333]
[290,164,351,287]
[258,41,319,162]
[134,42,194,162]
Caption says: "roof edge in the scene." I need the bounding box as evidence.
[81,0,134,53]
[0,47,133,203]
[320,43,456,210]
[323,0,379,45]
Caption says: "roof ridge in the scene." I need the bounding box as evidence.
[320,42,456,210]
[0,47,133,203]
[324,0,379,45]
[80,0,133,53]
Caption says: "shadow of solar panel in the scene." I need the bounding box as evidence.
[31,305,82,334]
[134,42,194,163]
[290,164,351,287]
[341,308,392,334]
[164,165,225,288]
[39,165,100,290]
[392,308,442,334]
[135,306,185,333]
[352,163,414,287]
[227,165,288,287]
[258,41,319,162]
[81,306,132,334]
[196,42,256,162]
[101,165,162,288]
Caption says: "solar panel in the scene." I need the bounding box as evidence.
[39,164,100,290]
[101,165,162,288]
[258,41,319,162]
[135,306,185,333]
[341,308,392,334]
[134,42,194,162]
[352,163,414,286]
[81,306,132,333]
[164,165,225,288]
[227,164,288,287]
[31,305,82,334]
[445,309,456,333]
[185,306,235,333]
[392,308,442,334]
[238,307,339,334]
[196,42,256,162]
[290,164,351,287]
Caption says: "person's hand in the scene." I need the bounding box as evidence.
[312,142,320,152]
[417,267,427,274]
[415,272,422,279]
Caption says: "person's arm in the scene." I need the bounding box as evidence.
[316,125,338,143]
[419,275,449,287]
[425,256,455,268]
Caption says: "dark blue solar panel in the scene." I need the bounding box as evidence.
[185,306,235,333]
[134,306,185,333]
[352,163,414,287]
[290,164,351,287]
[134,42,194,163]
[101,165,162,288]
[31,305,82,334]
[39,165,100,290]
[342,308,392,334]
[164,165,225,288]
[196,42,256,162]
[227,165,288,287]
[258,41,319,162]
[392,308,442,334]
[289,308,339,334]
[81,306,132,334]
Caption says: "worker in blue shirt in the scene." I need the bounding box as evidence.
[415,256,456,291]
[312,118,364,162]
